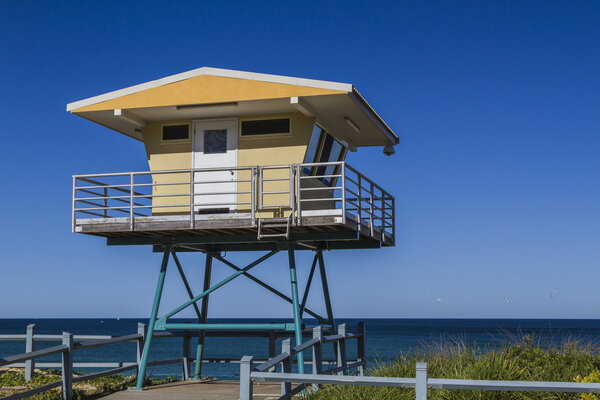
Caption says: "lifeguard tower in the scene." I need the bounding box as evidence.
[68,67,397,389]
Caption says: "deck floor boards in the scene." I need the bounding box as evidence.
[100,380,281,400]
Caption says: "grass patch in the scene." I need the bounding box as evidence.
[0,368,179,399]
[303,336,600,400]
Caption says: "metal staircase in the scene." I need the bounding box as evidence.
[257,215,292,240]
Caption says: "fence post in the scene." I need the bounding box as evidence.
[182,334,191,380]
[357,321,365,376]
[415,362,427,400]
[336,324,347,376]
[136,323,146,379]
[312,326,323,393]
[25,324,35,381]
[240,356,254,400]
[268,331,276,372]
[281,338,292,396]
[61,332,73,400]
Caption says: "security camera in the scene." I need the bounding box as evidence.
[383,144,395,156]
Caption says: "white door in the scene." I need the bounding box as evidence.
[192,118,238,213]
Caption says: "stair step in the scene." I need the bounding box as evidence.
[259,233,289,238]
[261,223,288,228]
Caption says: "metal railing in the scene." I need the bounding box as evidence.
[0,323,345,399]
[72,162,395,243]
[241,344,600,400]
[240,323,366,400]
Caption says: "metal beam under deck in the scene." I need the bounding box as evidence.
[107,231,360,247]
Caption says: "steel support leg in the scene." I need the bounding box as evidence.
[317,250,335,331]
[194,253,212,379]
[287,243,304,373]
[135,247,170,390]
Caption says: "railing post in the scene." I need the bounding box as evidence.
[357,321,366,376]
[281,338,292,396]
[182,334,191,380]
[416,362,427,400]
[61,332,73,400]
[71,176,76,233]
[296,166,302,226]
[24,324,35,381]
[251,167,257,227]
[103,186,108,218]
[240,356,254,400]
[357,174,362,229]
[268,330,276,372]
[312,326,323,392]
[381,192,386,242]
[129,172,134,231]
[336,323,347,376]
[369,184,374,237]
[189,171,195,229]
[136,323,146,378]
[341,163,346,224]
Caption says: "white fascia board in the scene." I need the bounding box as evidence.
[66,67,353,112]
[349,88,399,145]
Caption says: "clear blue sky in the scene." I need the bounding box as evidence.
[0,1,598,319]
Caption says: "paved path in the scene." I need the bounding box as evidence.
[101,380,281,400]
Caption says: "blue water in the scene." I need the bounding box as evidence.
[1,318,598,379]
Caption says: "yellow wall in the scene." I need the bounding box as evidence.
[142,113,315,216]
[143,120,193,215]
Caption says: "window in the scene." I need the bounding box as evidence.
[162,124,189,141]
[241,118,290,136]
[204,129,227,154]
[302,123,347,185]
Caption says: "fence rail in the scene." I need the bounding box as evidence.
[240,323,366,400]
[0,323,349,400]
[72,162,395,244]
[240,334,600,400]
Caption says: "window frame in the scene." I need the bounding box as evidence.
[160,123,191,144]
[238,116,292,139]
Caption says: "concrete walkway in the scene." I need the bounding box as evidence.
[101,380,281,400]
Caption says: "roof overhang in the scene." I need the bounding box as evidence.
[67,67,399,146]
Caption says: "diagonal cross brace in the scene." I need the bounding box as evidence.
[171,252,202,320]
[213,254,328,324]
[158,250,279,323]
[300,253,319,319]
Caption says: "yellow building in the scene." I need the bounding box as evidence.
[69,67,397,247]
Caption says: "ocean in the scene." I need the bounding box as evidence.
[1,318,598,380]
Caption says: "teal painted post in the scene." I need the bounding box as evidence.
[317,250,335,331]
[287,243,304,374]
[194,253,212,380]
[135,247,170,390]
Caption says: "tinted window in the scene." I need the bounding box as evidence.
[204,129,227,154]
[241,118,290,136]
[162,124,189,141]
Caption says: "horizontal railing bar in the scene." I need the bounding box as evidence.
[72,364,137,383]
[75,333,141,350]
[299,198,342,203]
[162,323,293,331]
[3,380,63,400]
[300,174,342,180]
[427,378,600,393]
[300,186,341,192]
[76,195,131,201]
[192,179,252,184]
[0,344,67,366]
[262,191,291,195]
[296,161,344,167]
[75,210,106,218]
[255,352,291,372]
[74,166,256,178]
[251,372,416,388]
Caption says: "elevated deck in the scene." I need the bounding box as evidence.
[73,162,394,250]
